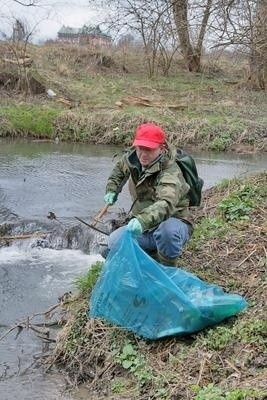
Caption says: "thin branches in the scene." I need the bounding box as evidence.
[0,302,66,343]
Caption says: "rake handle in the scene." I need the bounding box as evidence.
[91,203,110,226]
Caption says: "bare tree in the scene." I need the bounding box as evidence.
[172,0,213,72]
[2,17,33,94]
[90,0,218,73]
[94,0,177,77]
[211,0,266,89]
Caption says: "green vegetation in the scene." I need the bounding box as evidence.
[198,318,266,351]
[0,104,59,138]
[110,379,128,394]
[218,183,263,221]
[193,384,266,400]
[63,307,89,356]
[73,261,102,294]
[189,217,228,251]
[115,343,154,386]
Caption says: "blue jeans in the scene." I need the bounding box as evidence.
[108,217,191,259]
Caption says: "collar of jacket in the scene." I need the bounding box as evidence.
[126,148,163,171]
[125,146,173,185]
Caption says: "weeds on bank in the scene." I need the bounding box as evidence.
[63,307,89,356]
[193,384,266,400]
[73,261,103,294]
[0,104,59,138]
[189,174,266,251]
[197,318,266,351]
[219,184,258,221]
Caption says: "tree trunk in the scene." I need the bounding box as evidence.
[249,0,267,90]
[172,0,212,72]
[172,0,201,72]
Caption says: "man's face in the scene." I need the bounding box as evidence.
[136,145,163,167]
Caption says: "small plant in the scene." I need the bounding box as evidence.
[193,383,225,399]
[73,261,103,294]
[116,342,153,385]
[192,217,226,239]
[237,318,266,346]
[111,379,127,394]
[199,325,234,350]
[208,132,232,151]
[218,185,255,221]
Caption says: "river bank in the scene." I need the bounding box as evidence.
[46,172,266,400]
[1,87,266,154]
[0,44,266,153]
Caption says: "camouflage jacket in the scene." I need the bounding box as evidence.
[106,144,191,231]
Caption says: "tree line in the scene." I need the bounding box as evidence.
[95,0,266,89]
[2,0,267,90]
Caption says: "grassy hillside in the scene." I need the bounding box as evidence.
[0,43,266,152]
[48,172,267,400]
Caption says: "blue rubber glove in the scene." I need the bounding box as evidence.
[127,218,143,235]
[104,192,116,205]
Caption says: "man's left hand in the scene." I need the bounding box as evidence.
[127,218,143,235]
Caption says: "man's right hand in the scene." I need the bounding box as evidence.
[104,192,116,205]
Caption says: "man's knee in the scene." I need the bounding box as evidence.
[153,218,190,258]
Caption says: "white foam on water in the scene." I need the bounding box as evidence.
[0,243,104,294]
[0,242,103,266]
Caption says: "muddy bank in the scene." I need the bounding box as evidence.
[45,172,266,400]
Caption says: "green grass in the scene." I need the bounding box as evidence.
[0,104,59,138]
[73,261,103,294]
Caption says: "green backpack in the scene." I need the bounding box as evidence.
[176,149,204,206]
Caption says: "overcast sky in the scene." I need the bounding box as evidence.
[1,0,105,43]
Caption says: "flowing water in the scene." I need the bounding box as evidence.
[0,138,266,400]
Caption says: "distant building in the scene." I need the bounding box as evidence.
[57,25,112,47]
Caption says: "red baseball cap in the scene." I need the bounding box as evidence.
[132,123,166,149]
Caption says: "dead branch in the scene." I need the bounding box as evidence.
[0,232,47,241]
[117,95,186,109]
[0,302,63,343]
[3,57,33,67]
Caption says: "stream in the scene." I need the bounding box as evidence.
[0,138,266,400]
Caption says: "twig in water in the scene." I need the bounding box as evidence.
[0,302,63,342]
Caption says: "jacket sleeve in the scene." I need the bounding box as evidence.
[135,165,189,231]
[105,156,130,197]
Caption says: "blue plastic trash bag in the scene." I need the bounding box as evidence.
[89,231,247,339]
